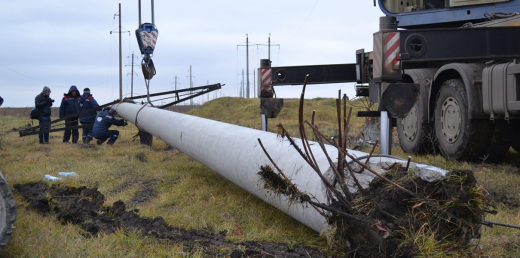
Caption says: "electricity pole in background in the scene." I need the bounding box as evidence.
[110,3,130,100]
[187,65,195,105]
[237,34,280,99]
[126,52,139,97]
[246,35,249,98]
[237,34,250,98]
[207,80,210,102]
[118,4,122,100]
[172,76,180,91]
[241,69,245,98]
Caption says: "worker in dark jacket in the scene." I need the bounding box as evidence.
[35,86,54,144]
[79,88,99,144]
[92,107,127,145]
[59,85,81,143]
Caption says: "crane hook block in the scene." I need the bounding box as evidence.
[142,58,156,80]
[136,23,158,55]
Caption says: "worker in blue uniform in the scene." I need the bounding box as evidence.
[92,107,127,145]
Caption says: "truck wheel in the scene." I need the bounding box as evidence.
[434,79,489,160]
[0,171,16,251]
[397,103,433,154]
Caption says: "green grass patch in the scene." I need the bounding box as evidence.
[0,97,519,256]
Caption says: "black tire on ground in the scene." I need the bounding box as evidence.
[397,102,434,154]
[482,121,511,163]
[0,171,16,251]
[434,79,490,160]
[509,120,520,153]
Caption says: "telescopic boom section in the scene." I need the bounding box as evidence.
[113,102,449,234]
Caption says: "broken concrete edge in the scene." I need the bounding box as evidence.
[321,156,450,195]
[361,157,449,183]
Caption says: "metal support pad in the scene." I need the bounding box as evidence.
[260,98,284,118]
[381,82,419,118]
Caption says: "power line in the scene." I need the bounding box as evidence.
[0,64,62,87]
[281,0,320,44]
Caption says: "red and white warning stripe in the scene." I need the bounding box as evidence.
[383,32,400,71]
[261,68,271,87]
[140,31,158,50]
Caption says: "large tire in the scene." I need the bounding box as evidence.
[397,68,437,154]
[434,79,490,160]
[397,103,434,154]
[0,171,16,251]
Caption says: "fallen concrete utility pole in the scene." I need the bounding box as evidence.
[113,102,449,234]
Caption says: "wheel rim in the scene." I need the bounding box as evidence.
[441,97,462,143]
[400,105,418,142]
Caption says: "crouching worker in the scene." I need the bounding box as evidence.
[92,107,127,145]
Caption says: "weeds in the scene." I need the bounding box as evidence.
[1,98,520,256]
[257,77,502,257]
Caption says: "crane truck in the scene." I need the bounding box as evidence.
[258,0,520,162]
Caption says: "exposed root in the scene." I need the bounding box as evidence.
[257,84,498,257]
[258,165,311,205]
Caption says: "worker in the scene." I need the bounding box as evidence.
[59,85,81,143]
[92,107,127,145]
[79,88,99,144]
[35,86,54,144]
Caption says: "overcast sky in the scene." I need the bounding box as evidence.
[0,1,382,107]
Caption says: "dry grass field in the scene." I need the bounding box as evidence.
[0,97,519,257]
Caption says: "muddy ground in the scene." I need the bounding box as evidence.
[14,182,326,258]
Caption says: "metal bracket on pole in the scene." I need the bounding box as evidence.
[380,111,392,155]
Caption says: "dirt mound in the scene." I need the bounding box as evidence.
[7,124,32,134]
[486,190,519,207]
[260,163,491,257]
[327,169,487,257]
[14,182,326,257]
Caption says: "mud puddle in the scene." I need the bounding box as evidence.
[14,182,325,257]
